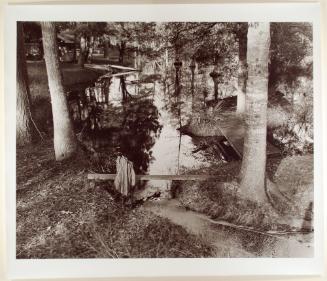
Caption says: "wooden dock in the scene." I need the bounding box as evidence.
[217,113,280,157]
[88,174,219,181]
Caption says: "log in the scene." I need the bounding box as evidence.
[88,173,219,181]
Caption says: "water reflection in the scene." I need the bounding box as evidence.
[119,98,162,173]
[69,63,232,199]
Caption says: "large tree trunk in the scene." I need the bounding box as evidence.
[239,22,270,202]
[236,23,248,114]
[17,22,33,146]
[41,22,77,161]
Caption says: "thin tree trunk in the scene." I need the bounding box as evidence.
[78,35,87,67]
[210,65,219,101]
[236,23,248,114]
[119,41,126,64]
[41,22,77,161]
[214,78,219,101]
[73,34,77,62]
[17,22,33,146]
[239,22,270,202]
[87,36,94,63]
[103,36,110,59]
[190,66,195,107]
[133,42,138,69]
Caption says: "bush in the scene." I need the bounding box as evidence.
[267,105,290,129]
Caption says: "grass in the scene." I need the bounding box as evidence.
[177,179,286,232]
[16,140,215,258]
[177,152,313,232]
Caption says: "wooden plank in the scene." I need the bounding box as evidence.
[97,71,138,80]
[100,71,137,79]
[219,130,243,159]
[85,64,139,72]
[217,117,244,158]
[84,64,109,71]
[88,173,219,181]
[217,114,280,157]
[109,64,138,71]
[111,71,137,77]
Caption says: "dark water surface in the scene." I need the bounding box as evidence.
[69,69,227,198]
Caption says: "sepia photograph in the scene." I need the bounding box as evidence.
[4,2,324,279]
[15,19,315,259]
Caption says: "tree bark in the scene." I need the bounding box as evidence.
[236,23,248,114]
[119,41,126,64]
[73,34,77,62]
[88,36,94,63]
[41,22,77,161]
[17,22,33,146]
[103,36,110,59]
[78,35,87,67]
[239,22,270,202]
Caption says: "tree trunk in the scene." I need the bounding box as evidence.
[190,66,195,105]
[73,34,77,62]
[119,41,126,64]
[210,65,219,101]
[239,22,270,202]
[78,35,87,67]
[41,22,77,161]
[165,48,169,68]
[87,36,94,63]
[17,22,33,146]
[236,23,248,114]
[103,36,110,59]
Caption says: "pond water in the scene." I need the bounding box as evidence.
[69,66,236,199]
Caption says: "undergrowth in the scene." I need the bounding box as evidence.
[16,140,215,258]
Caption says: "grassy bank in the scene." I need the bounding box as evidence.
[16,140,215,258]
[176,154,313,232]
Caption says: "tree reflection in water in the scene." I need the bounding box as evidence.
[119,98,162,174]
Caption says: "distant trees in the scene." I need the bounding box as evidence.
[17,22,34,146]
[269,22,312,105]
[269,23,312,85]
[73,23,91,67]
[239,22,271,202]
[105,22,157,65]
[41,22,77,160]
[103,34,110,59]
